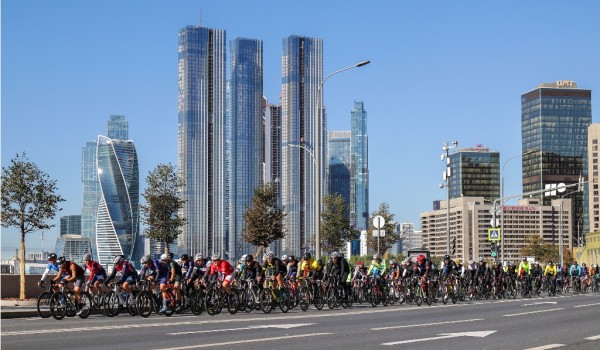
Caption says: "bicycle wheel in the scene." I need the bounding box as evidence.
[78,292,92,319]
[190,289,204,315]
[237,289,248,312]
[278,288,290,313]
[299,287,310,312]
[204,288,221,316]
[259,289,273,314]
[103,291,120,317]
[50,292,67,320]
[326,286,337,309]
[136,291,154,318]
[226,292,238,315]
[415,295,423,307]
[313,286,325,310]
[37,291,52,318]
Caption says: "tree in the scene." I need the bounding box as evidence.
[1,153,64,300]
[519,235,575,264]
[140,163,185,254]
[366,202,400,256]
[242,182,286,257]
[320,193,358,253]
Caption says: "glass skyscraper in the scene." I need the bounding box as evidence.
[96,136,139,267]
[60,215,81,237]
[327,131,351,207]
[448,146,500,201]
[281,35,323,255]
[522,81,592,245]
[350,101,369,231]
[177,25,227,257]
[228,37,263,261]
[107,115,129,140]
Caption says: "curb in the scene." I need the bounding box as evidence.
[1,309,39,319]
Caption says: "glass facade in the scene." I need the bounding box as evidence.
[327,131,351,208]
[448,147,500,201]
[521,82,592,245]
[351,101,369,231]
[107,115,129,140]
[177,26,227,257]
[81,140,100,259]
[281,35,323,256]
[96,136,139,267]
[228,37,263,261]
[54,235,92,265]
[60,215,81,237]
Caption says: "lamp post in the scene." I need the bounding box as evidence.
[440,141,458,256]
[314,60,370,260]
[500,150,534,263]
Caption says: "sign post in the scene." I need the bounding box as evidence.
[373,215,385,256]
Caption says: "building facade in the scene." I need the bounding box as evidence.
[522,81,592,246]
[448,145,500,201]
[60,215,81,237]
[327,131,351,206]
[351,101,369,231]
[81,141,101,259]
[55,235,93,265]
[280,35,323,256]
[420,196,572,263]
[107,115,129,140]
[228,37,263,261]
[588,124,600,233]
[96,136,139,267]
[399,223,422,252]
[177,25,228,258]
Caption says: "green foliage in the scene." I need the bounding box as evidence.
[140,163,185,253]
[366,202,400,255]
[242,182,286,251]
[519,235,574,264]
[348,253,406,267]
[320,193,358,253]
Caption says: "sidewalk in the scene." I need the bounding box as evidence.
[1,300,39,319]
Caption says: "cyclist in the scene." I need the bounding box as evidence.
[544,261,557,294]
[441,255,458,277]
[286,255,299,281]
[187,253,209,287]
[139,254,170,313]
[300,252,317,280]
[52,256,86,315]
[38,253,62,288]
[531,262,543,293]
[265,252,286,289]
[490,261,504,296]
[368,254,387,290]
[105,255,138,303]
[208,253,235,295]
[243,254,263,286]
[517,257,532,281]
[569,261,582,292]
[82,253,106,300]
[165,253,183,307]
[388,259,400,282]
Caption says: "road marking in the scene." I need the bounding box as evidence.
[523,344,564,350]
[585,335,600,340]
[168,323,314,335]
[503,308,564,317]
[522,301,558,306]
[381,330,496,346]
[372,318,483,330]
[157,333,333,350]
[573,302,600,308]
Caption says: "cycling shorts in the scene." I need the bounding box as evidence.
[62,275,85,288]
[172,274,182,283]
[224,272,235,283]
[90,273,106,284]
[159,277,168,285]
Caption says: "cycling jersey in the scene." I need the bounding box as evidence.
[61,261,85,277]
[84,260,107,283]
[266,258,287,276]
[181,260,195,280]
[40,262,61,282]
[209,259,234,276]
[441,260,458,276]
[544,265,557,276]
[140,260,169,283]
[286,261,299,279]
[244,261,263,280]
[517,261,531,276]
[368,260,387,277]
[106,260,138,284]
[569,264,582,277]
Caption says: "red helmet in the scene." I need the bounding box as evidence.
[417,255,425,264]
[356,261,362,266]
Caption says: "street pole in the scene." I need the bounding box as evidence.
[560,200,564,267]
[314,60,369,261]
[441,141,458,256]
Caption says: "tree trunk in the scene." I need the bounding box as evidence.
[253,246,263,262]
[20,233,26,300]
[164,241,169,255]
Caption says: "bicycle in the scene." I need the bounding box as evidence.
[37,281,55,318]
[135,280,175,317]
[205,278,239,316]
[104,281,136,317]
[49,283,92,320]
[259,278,289,314]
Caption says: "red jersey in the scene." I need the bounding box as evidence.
[209,260,234,276]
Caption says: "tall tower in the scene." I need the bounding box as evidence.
[228,37,263,261]
[350,101,369,231]
[107,115,129,140]
[81,141,100,259]
[522,81,592,245]
[448,145,500,201]
[327,131,351,207]
[177,25,227,257]
[95,136,139,267]
[280,35,323,256]
[588,124,600,235]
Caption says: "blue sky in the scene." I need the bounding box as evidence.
[2,0,600,258]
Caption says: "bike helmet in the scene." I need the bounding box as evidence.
[281,254,289,261]
[303,252,312,260]
[83,253,92,261]
[582,263,586,267]
[47,253,57,261]
[389,259,396,265]
[330,251,340,259]
[356,261,363,266]
[180,254,189,261]
[160,254,169,261]
[245,254,254,262]
[211,253,221,260]
[141,255,151,264]
[241,254,248,262]
[416,255,425,264]
[194,253,204,261]
[548,261,553,265]
[373,253,380,260]
[443,254,450,260]
[522,257,527,261]
[112,255,124,264]
[266,252,275,259]
[168,252,174,260]
[478,257,484,262]
[57,256,66,265]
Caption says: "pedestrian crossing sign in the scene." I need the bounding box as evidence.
[488,228,501,241]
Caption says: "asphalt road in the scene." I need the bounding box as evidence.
[2,293,599,350]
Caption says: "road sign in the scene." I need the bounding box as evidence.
[489,219,499,227]
[488,228,501,241]
[373,229,386,237]
[373,215,385,229]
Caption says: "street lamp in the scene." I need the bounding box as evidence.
[440,140,458,256]
[314,60,370,260]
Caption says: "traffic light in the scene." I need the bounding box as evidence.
[491,242,497,257]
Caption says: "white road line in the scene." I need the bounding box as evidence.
[503,308,564,317]
[157,333,333,350]
[573,302,600,308]
[372,318,483,330]
[585,335,600,340]
[523,344,564,350]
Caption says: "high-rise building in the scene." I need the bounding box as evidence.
[587,124,600,234]
[54,235,92,265]
[107,115,129,140]
[96,136,139,267]
[228,37,263,261]
[327,131,351,207]
[351,101,369,231]
[60,215,81,237]
[177,25,227,257]
[265,104,282,195]
[522,81,592,245]
[81,140,100,259]
[280,35,323,256]
[448,145,500,201]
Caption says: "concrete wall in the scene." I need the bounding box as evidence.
[1,275,44,299]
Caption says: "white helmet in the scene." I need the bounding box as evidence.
[160,254,169,261]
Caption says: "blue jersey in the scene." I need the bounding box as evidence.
[140,260,169,281]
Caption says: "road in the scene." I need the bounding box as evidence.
[2,293,599,350]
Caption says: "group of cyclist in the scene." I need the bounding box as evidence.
[38,249,600,317]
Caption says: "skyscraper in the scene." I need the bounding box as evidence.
[60,215,81,237]
[107,115,129,140]
[522,81,592,245]
[350,101,369,231]
[281,35,323,255]
[96,136,139,267]
[81,140,100,259]
[177,25,227,257]
[448,145,500,201]
[327,131,351,207]
[228,37,263,261]
[588,124,600,234]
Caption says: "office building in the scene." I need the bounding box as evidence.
[177,25,227,257]
[522,81,592,246]
[327,131,351,206]
[81,140,100,259]
[60,215,81,237]
[399,223,422,252]
[228,37,264,261]
[280,35,323,255]
[107,115,129,140]
[55,235,93,265]
[351,101,369,231]
[448,145,500,201]
[96,136,139,267]
[588,124,600,234]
